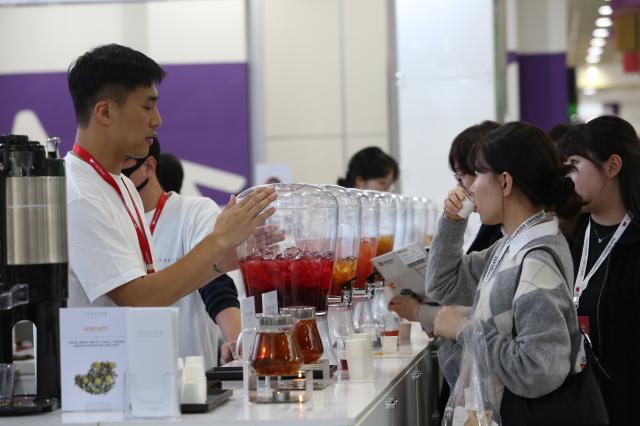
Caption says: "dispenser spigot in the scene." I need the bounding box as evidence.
[0,283,29,310]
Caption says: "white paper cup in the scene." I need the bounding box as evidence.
[346,355,373,379]
[398,322,412,343]
[185,356,204,367]
[381,336,398,354]
[457,197,475,219]
[181,380,206,404]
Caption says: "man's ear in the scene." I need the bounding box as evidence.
[94,100,112,126]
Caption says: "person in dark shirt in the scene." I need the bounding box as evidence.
[123,139,241,365]
[559,115,640,426]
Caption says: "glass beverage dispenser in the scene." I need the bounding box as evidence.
[347,190,379,290]
[392,194,406,250]
[366,191,396,256]
[404,196,429,246]
[236,184,338,314]
[322,185,361,296]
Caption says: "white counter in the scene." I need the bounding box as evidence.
[1,324,435,426]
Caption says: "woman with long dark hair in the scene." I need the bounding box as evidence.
[559,115,640,425]
[427,122,583,419]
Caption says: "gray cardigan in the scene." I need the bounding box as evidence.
[426,216,581,399]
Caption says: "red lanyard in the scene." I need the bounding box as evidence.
[72,144,155,273]
[149,192,169,235]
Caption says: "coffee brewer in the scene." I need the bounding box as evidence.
[0,135,67,412]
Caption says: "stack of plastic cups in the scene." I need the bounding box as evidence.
[344,334,373,379]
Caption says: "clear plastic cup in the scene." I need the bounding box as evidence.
[0,364,16,407]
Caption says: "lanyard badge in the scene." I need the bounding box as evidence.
[72,144,155,274]
[573,214,632,308]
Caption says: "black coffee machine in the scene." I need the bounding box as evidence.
[0,135,67,413]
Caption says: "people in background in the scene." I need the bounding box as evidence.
[157,152,184,193]
[65,44,275,311]
[337,146,399,191]
[559,115,640,425]
[123,138,241,367]
[427,122,582,414]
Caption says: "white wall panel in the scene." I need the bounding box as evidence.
[394,0,498,201]
[0,0,246,74]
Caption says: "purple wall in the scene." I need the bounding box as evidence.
[518,53,568,132]
[0,63,250,204]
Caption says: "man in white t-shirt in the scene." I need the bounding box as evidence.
[65,44,275,312]
[121,140,240,367]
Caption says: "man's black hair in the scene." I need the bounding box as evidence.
[68,43,165,126]
[157,153,184,193]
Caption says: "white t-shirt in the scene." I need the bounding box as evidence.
[146,192,222,370]
[65,153,153,307]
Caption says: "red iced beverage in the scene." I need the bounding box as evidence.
[354,238,377,290]
[240,251,334,313]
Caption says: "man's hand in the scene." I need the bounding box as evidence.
[211,188,277,250]
[220,340,238,364]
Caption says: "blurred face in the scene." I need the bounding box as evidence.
[108,84,162,159]
[565,155,607,213]
[356,171,395,192]
[453,162,476,193]
[469,171,504,225]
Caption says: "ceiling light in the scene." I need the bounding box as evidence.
[591,38,606,47]
[586,55,601,64]
[588,46,604,56]
[596,17,613,27]
[586,66,599,78]
[583,87,597,96]
[599,5,613,16]
[593,28,610,38]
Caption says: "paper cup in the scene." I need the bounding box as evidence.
[381,336,398,354]
[398,322,412,343]
[457,197,475,219]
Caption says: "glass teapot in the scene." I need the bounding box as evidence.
[250,314,303,376]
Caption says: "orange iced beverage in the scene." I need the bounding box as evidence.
[355,238,377,290]
[376,234,395,256]
[330,256,357,295]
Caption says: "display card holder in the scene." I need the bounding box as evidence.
[240,297,257,401]
[124,307,180,419]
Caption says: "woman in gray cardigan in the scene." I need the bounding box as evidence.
[427,122,583,405]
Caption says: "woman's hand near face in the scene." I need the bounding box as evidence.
[444,187,468,221]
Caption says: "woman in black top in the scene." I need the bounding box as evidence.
[559,115,640,426]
